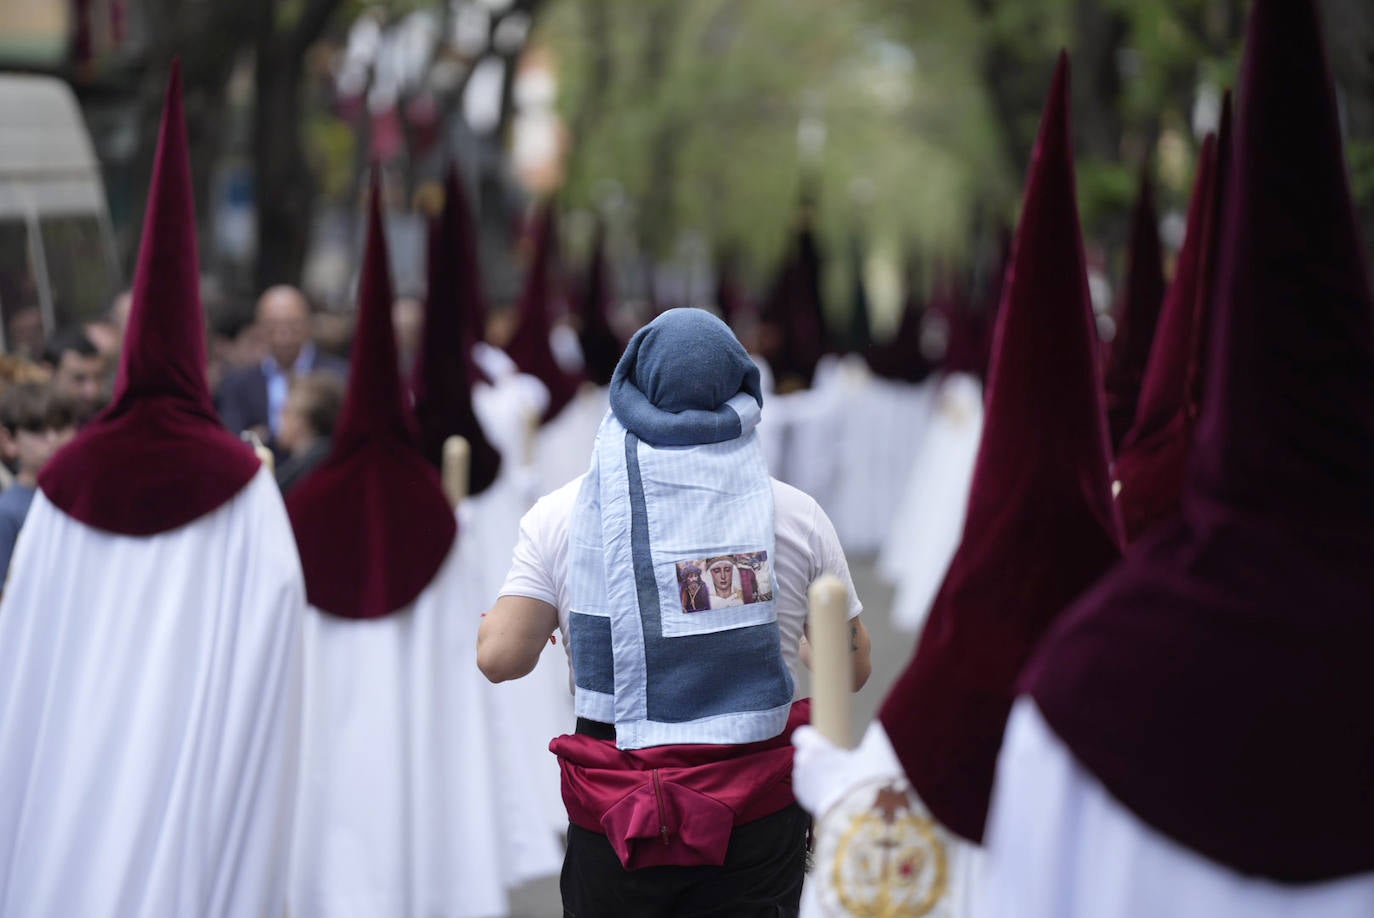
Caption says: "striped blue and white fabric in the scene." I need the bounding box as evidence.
[567,309,794,750]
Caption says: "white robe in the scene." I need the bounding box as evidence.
[473,375,577,860]
[976,699,1374,917]
[828,368,936,556]
[534,384,608,496]
[879,373,984,632]
[0,468,304,917]
[289,534,549,917]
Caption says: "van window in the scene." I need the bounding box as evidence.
[40,215,117,326]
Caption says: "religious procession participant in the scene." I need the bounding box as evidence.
[286,176,527,917]
[481,307,872,916]
[415,162,567,887]
[792,52,1124,917]
[1112,97,1229,543]
[0,63,305,916]
[976,1,1374,914]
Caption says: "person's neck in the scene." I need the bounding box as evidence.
[16,469,38,488]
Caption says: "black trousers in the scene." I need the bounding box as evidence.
[560,803,810,918]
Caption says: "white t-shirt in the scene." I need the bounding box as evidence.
[499,475,863,696]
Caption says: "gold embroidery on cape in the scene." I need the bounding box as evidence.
[829,782,948,917]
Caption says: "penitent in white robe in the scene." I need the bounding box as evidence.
[879,373,984,632]
[290,531,544,917]
[975,699,1374,918]
[473,377,578,857]
[0,468,304,918]
[827,365,936,556]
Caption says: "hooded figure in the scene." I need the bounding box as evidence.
[480,307,872,915]
[1114,98,1231,543]
[286,176,545,917]
[0,63,305,916]
[577,221,626,387]
[506,202,583,423]
[793,52,1122,918]
[1103,164,1167,448]
[978,3,1374,914]
[412,163,503,497]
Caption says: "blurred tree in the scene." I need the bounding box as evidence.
[541,0,1005,321]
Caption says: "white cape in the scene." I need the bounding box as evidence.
[879,373,984,632]
[289,527,560,917]
[0,468,304,917]
[534,384,609,496]
[976,699,1374,917]
[475,376,579,849]
[828,367,936,556]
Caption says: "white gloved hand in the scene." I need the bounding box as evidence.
[792,720,905,819]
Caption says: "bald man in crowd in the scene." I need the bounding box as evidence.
[216,285,347,455]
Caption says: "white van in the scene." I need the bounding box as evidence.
[0,73,121,353]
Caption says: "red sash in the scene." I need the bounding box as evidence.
[550,699,810,870]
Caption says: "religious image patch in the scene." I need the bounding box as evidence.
[675,551,774,613]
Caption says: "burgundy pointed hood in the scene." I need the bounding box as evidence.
[441,162,491,350]
[506,202,582,422]
[40,61,261,535]
[287,174,456,619]
[1114,98,1231,543]
[1103,166,1167,447]
[1023,0,1374,882]
[878,53,1123,843]
[577,222,625,387]
[412,165,502,496]
[866,254,932,383]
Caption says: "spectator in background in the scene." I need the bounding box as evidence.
[0,383,77,585]
[216,284,346,455]
[392,294,424,376]
[274,371,344,493]
[41,327,106,424]
[6,306,46,362]
[83,290,133,380]
[0,356,51,493]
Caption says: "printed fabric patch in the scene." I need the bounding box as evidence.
[674,551,774,614]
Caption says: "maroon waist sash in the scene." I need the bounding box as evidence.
[549,699,810,870]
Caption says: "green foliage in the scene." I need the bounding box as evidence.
[538,0,1004,283]
[535,0,1260,293]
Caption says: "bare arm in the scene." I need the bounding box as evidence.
[800,614,873,692]
[477,594,559,683]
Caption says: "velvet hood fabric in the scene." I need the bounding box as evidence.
[40,61,261,535]
[877,53,1123,844]
[1104,166,1167,449]
[412,164,502,496]
[506,202,582,422]
[866,255,932,384]
[1114,97,1231,543]
[1023,0,1374,882]
[286,175,456,619]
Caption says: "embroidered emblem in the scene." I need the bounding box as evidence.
[675,551,773,613]
[814,778,950,917]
